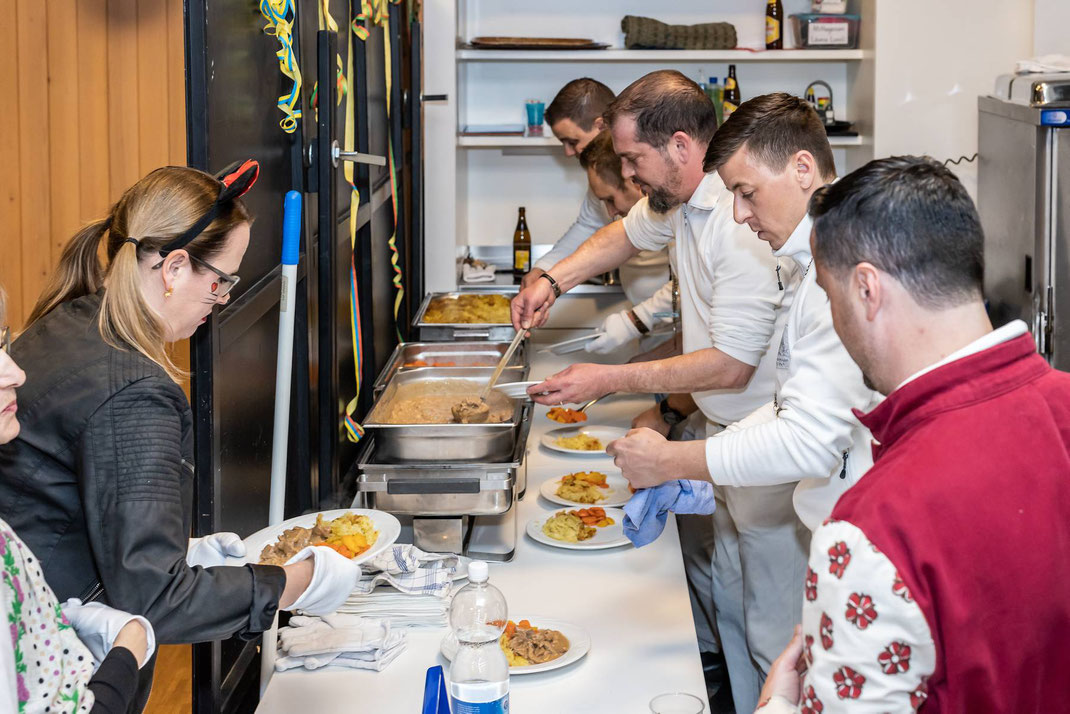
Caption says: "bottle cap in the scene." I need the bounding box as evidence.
[468,560,489,583]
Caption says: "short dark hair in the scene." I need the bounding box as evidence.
[578,131,625,190]
[603,70,716,149]
[809,155,985,309]
[544,78,616,131]
[703,92,836,179]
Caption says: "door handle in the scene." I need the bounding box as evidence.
[421,94,448,102]
[331,140,386,167]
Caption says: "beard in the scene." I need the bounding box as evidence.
[642,153,684,214]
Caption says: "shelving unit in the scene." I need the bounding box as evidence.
[457,48,870,62]
[423,0,877,293]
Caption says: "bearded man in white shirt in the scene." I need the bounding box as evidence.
[606,93,881,712]
[512,73,804,714]
[521,78,669,311]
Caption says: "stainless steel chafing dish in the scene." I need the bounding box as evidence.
[362,367,530,463]
[372,341,529,398]
[412,291,517,342]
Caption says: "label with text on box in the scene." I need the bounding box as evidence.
[809,21,849,46]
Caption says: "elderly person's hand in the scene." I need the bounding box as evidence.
[606,427,674,488]
[757,625,805,710]
[527,363,614,405]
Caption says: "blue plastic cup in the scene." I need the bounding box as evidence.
[525,100,545,133]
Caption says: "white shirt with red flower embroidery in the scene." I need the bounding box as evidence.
[758,519,937,713]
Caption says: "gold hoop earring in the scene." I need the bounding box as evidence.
[164,288,173,298]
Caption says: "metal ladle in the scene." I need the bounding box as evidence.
[451,326,528,423]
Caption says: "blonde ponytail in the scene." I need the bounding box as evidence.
[25,166,250,383]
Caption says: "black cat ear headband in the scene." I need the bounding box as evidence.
[156,159,260,257]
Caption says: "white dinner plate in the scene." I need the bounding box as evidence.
[540,425,627,455]
[539,472,633,508]
[537,332,604,355]
[492,381,546,399]
[441,618,591,675]
[238,509,401,567]
[526,508,631,550]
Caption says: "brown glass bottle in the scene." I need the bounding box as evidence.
[513,207,531,281]
[723,65,741,120]
[766,0,784,50]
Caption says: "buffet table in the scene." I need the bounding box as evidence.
[256,326,707,713]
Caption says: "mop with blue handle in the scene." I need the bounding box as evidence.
[261,190,302,693]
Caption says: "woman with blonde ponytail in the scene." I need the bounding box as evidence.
[0,164,360,712]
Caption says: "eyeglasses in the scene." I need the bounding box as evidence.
[152,255,241,299]
[1,327,10,354]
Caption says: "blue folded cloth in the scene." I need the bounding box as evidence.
[623,480,717,547]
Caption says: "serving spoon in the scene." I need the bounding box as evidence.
[451,326,528,423]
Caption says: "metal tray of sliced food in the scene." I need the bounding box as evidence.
[372,341,529,397]
[362,367,531,462]
[412,292,517,342]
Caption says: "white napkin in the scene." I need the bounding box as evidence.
[276,614,407,672]
[1016,54,1070,74]
[336,591,450,627]
[353,545,462,597]
[462,259,497,283]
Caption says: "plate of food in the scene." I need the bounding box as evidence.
[526,507,630,550]
[540,426,627,455]
[539,471,633,508]
[242,509,401,567]
[441,618,590,675]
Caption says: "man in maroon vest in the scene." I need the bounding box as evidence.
[756,155,1070,713]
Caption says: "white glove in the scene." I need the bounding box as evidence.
[586,310,641,354]
[186,532,247,568]
[60,599,157,669]
[284,546,362,615]
[279,615,400,657]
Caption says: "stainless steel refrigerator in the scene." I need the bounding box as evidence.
[979,75,1070,369]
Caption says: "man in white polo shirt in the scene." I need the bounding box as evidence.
[512,73,805,714]
[606,93,880,710]
[522,78,669,310]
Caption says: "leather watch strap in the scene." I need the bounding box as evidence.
[539,272,562,298]
[626,309,650,335]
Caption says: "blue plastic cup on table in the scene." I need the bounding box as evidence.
[525,100,545,135]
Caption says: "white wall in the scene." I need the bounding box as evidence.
[1034,0,1070,56]
[872,0,1034,196]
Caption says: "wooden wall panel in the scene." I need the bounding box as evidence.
[1,0,186,331]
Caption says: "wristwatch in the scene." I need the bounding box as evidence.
[659,398,687,427]
[626,309,650,335]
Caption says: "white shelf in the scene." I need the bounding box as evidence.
[457,48,870,62]
[458,134,866,148]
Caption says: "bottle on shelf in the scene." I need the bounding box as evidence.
[706,76,724,125]
[696,67,708,94]
[448,561,510,714]
[766,0,784,50]
[512,207,531,283]
[723,65,741,121]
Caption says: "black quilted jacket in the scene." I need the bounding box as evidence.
[0,294,284,707]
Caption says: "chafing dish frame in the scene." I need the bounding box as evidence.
[372,340,529,398]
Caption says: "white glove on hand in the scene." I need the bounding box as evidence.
[586,310,641,354]
[186,532,247,568]
[284,546,362,616]
[60,599,157,669]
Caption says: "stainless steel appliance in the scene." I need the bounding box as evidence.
[979,75,1070,368]
[412,291,517,341]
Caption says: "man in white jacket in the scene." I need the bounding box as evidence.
[607,93,880,710]
[513,74,802,714]
[521,78,669,309]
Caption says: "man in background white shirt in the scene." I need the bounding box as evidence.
[523,78,669,309]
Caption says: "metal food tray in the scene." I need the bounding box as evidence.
[412,291,517,342]
[362,367,530,462]
[372,341,529,398]
[355,404,531,516]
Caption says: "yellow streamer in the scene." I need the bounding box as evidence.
[258,0,302,134]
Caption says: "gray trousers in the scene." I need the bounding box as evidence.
[711,482,810,714]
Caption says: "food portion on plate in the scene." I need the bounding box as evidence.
[555,472,608,503]
[422,294,511,324]
[546,406,587,424]
[555,433,603,451]
[542,508,615,543]
[500,620,570,666]
[258,512,379,565]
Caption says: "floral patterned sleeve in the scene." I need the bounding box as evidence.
[792,519,936,713]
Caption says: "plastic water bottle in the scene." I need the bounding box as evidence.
[448,561,510,714]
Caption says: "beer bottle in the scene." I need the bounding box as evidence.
[513,207,531,281]
[723,65,740,120]
[766,0,784,50]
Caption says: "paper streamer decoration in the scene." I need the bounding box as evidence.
[258,0,303,134]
